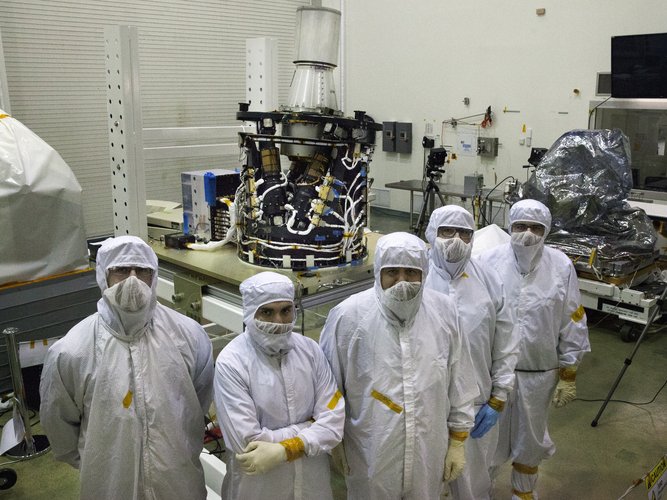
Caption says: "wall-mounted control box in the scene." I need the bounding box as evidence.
[382,122,396,152]
[395,122,412,154]
[477,137,499,157]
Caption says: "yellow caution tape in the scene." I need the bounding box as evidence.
[279,436,305,462]
[571,304,585,323]
[327,390,343,410]
[449,430,469,441]
[122,390,133,408]
[588,248,597,267]
[559,366,577,382]
[488,396,505,412]
[371,389,403,414]
[512,462,539,475]
[512,489,534,500]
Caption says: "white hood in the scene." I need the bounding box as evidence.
[425,205,474,279]
[373,232,428,325]
[508,199,552,274]
[239,271,296,357]
[95,236,158,338]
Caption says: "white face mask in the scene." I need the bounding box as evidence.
[433,237,471,279]
[247,318,294,357]
[103,276,153,336]
[384,280,422,301]
[511,230,543,247]
[510,230,545,274]
[443,237,470,263]
[254,319,293,335]
[105,275,152,312]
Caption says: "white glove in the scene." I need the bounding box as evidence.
[443,439,466,482]
[552,379,577,407]
[331,441,350,476]
[236,441,287,475]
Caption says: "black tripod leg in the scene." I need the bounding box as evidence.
[591,283,667,427]
[435,189,446,208]
[413,187,432,237]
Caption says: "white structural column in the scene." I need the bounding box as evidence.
[104,25,147,239]
[246,37,278,112]
[0,27,11,113]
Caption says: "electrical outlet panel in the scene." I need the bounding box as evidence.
[395,122,412,154]
[477,137,499,157]
[382,121,396,152]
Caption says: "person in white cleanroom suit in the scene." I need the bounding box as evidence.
[319,232,478,500]
[214,271,344,500]
[40,235,214,500]
[479,199,591,500]
[424,205,520,500]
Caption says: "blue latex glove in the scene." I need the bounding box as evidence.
[470,403,500,439]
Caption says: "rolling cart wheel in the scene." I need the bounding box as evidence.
[619,323,640,343]
[0,468,17,490]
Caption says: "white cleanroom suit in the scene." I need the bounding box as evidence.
[319,231,478,500]
[40,235,214,500]
[214,271,344,500]
[424,205,520,500]
[479,199,590,500]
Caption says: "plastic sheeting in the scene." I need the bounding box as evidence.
[471,223,510,257]
[0,111,88,286]
[518,129,657,275]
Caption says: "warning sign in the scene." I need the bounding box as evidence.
[646,455,667,500]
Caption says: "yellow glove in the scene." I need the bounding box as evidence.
[552,367,577,408]
[443,432,467,482]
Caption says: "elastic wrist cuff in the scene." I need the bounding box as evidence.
[559,366,577,382]
[279,437,305,462]
[449,430,469,442]
[488,396,506,412]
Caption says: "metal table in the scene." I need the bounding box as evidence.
[149,231,381,340]
[384,180,506,229]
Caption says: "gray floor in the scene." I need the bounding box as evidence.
[2,207,666,499]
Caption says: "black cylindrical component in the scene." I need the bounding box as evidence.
[258,147,286,219]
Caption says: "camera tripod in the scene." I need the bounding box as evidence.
[591,282,667,427]
[413,173,446,237]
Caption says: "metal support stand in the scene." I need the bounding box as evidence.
[2,328,50,459]
[413,176,446,238]
[591,283,667,427]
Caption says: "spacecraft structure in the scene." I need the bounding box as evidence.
[235,6,382,270]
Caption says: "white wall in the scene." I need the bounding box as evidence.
[343,0,667,213]
[0,0,308,238]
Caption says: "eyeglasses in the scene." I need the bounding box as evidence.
[107,266,154,281]
[437,227,474,242]
[511,223,545,236]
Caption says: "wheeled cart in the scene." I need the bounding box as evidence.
[578,276,665,342]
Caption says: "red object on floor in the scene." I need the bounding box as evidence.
[204,425,223,444]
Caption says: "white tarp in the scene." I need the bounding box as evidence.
[471,223,510,256]
[0,111,88,286]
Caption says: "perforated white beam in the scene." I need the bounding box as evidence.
[246,37,278,112]
[104,25,147,239]
[0,27,11,113]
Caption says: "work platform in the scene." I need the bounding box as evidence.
[149,230,381,342]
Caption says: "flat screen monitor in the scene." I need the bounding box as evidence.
[611,32,667,98]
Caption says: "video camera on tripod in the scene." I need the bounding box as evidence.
[426,147,447,179]
[413,146,449,237]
